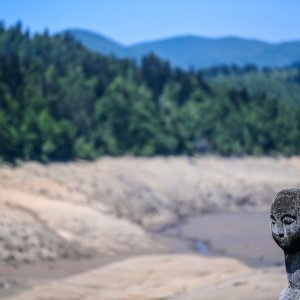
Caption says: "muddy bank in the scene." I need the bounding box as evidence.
[0,253,145,298]
[4,254,286,300]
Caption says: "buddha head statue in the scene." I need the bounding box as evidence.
[271,189,300,254]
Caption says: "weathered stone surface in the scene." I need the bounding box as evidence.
[271,189,300,299]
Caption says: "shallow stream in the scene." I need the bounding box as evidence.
[155,211,283,267]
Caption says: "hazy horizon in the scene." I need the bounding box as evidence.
[66,27,300,47]
[1,0,300,45]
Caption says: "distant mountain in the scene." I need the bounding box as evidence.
[67,29,129,57]
[67,29,300,69]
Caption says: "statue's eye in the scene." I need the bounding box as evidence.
[270,216,276,225]
[282,216,295,225]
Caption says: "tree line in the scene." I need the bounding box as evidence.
[1,22,300,162]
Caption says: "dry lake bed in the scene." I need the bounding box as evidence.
[1,156,299,299]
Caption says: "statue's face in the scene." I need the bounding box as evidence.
[271,195,300,254]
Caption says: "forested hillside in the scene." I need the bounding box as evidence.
[1,22,300,162]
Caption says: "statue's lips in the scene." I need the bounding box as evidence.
[272,234,289,246]
[272,233,299,253]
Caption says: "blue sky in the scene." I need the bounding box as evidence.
[1,0,300,45]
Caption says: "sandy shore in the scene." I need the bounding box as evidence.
[3,255,286,300]
[0,156,299,299]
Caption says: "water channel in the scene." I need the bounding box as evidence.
[155,211,283,267]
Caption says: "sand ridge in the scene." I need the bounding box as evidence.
[4,255,286,300]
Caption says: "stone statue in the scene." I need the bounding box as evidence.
[271,189,300,299]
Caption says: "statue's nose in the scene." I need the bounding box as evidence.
[274,224,284,237]
[278,231,284,238]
